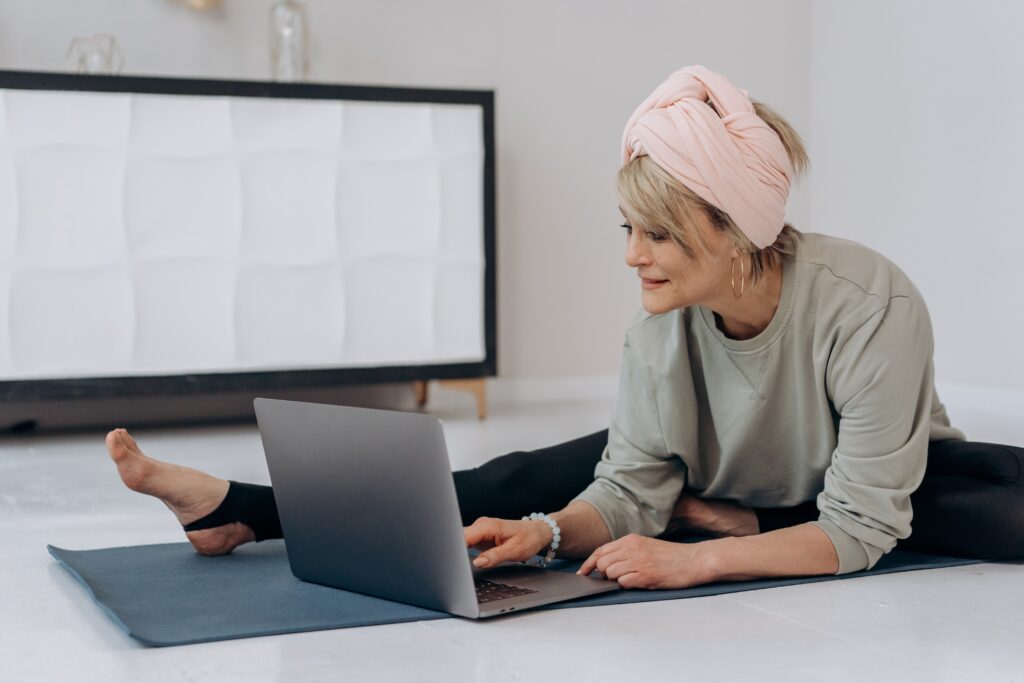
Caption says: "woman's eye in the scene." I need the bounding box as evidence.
[620,222,667,242]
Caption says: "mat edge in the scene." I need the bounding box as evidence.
[45,543,989,646]
[48,545,142,644]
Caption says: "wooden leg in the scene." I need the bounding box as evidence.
[438,378,488,420]
[412,380,429,407]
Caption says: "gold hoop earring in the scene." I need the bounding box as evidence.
[731,254,746,299]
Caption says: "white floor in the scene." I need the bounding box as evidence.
[2,389,1024,682]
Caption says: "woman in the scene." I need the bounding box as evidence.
[107,65,1024,589]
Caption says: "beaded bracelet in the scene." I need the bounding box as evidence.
[522,512,561,567]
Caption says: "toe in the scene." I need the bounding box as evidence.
[119,429,139,452]
[110,429,144,458]
[105,429,126,458]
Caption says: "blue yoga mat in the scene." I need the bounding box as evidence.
[48,540,982,647]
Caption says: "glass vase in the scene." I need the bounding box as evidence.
[270,1,308,82]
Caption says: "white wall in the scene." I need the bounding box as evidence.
[809,0,1024,390]
[0,0,812,381]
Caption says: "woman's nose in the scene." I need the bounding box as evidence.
[625,232,651,268]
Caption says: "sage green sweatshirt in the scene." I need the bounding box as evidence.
[574,232,964,574]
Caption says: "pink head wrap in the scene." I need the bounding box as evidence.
[621,65,792,249]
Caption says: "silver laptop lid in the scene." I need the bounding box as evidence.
[254,398,479,618]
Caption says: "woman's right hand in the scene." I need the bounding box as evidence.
[464,517,554,568]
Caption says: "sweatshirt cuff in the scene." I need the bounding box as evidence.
[811,520,870,574]
[573,485,632,539]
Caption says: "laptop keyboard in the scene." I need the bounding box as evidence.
[475,579,538,604]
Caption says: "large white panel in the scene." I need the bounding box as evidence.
[341,101,433,159]
[1,102,16,376]
[337,159,441,259]
[8,266,134,377]
[125,155,242,259]
[232,97,342,150]
[434,263,485,361]
[2,90,130,148]
[234,263,345,367]
[240,151,337,262]
[438,155,484,263]
[0,269,11,374]
[0,90,486,381]
[0,93,7,148]
[129,94,233,156]
[343,256,435,364]
[131,260,237,373]
[0,147,16,263]
[0,96,11,263]
[15,147,125,267]
[432,104,483,157]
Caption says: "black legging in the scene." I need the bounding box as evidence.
[197,433,1024,561]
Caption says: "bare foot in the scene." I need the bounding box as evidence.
[105,428,256,556]
[666,491,760,538]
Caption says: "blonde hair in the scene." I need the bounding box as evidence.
[616,99,809,284]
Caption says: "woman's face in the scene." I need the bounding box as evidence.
[621,208,736,315]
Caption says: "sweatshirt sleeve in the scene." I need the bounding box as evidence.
[573,331,687,539]
[814,294,934,573]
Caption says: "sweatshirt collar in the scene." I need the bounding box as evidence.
[696,250,798,353]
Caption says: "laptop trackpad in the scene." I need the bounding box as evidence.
[477,562,619,598]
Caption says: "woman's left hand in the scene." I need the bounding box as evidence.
[577,534,715,589]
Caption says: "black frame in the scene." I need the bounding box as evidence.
[0,70,497,402]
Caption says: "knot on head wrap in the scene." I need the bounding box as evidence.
[621,65,792,249]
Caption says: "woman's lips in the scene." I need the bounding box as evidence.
[642,278,668,290]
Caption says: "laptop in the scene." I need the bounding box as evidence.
[253,398,620,618]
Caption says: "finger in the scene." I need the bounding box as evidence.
[594,546,629,575]
[578,550,601,576]
[615,571,645,589]
[463,518,499,547]
[578,550,600,576]
[601,557,634,581]
[578,537,624,576]
[578,541,614,576]
[473,538,530,568]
